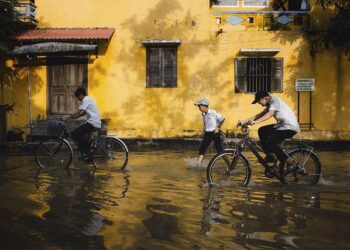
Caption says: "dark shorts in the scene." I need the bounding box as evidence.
[198,131,223,155]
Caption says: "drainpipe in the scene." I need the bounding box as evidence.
[26,55,33,131]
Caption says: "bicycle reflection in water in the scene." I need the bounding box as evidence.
[33,167,130,243]
[200,187,321,249]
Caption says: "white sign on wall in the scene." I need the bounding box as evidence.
[295,78,315,92]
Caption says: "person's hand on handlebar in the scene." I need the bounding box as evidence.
[237,119,253,126]
[60,116,68,122]
[246,120,257,126]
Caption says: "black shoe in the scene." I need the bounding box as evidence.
[279,163,288,185]
[264,154,277,163]
[79,153,91,162]
[264,166,277,178]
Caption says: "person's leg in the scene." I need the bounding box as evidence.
[258,124,276,162]
[213,131,223,154]
[265,129,297,183]
[198,132,214,164]
[71,123,95,155]
[266,130,297,163]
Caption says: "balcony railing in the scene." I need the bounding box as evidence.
[17,0,37,26]
[211,10,309,31]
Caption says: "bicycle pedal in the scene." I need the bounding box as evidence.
[264,167,277,178]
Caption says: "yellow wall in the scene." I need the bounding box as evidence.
[4,0,350,140]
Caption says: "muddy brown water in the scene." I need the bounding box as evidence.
[0,149,349,249]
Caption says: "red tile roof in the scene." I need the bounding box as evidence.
[15,28,115,41]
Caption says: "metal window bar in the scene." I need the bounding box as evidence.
[247,57,271,92]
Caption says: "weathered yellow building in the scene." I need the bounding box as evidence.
[2,0,350,141]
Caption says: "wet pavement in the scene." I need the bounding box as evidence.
[0,148,350,249]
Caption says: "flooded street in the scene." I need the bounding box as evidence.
[0,149,350,249]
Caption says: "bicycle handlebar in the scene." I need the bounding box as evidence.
[48,118,65,128]
[236,123,250,134]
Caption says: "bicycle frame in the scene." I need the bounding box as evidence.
[236,126,270,169]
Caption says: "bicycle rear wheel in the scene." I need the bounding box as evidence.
[284,148,321,185]
[92,136,128,170]
[207,149,251,187]
[35,137,73,170]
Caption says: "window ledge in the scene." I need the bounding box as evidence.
[141,39,181,47]
[240,48,280,56]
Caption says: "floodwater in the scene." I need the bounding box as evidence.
[0,148,350,250]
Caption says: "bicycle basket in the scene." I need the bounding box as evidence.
[47,119,64,136]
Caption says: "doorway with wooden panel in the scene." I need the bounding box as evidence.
[47,56,88,116]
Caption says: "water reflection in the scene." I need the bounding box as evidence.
[1,151,350,249]
[143,201,181,241]
[199,186,325,249]
[31,165,131,248]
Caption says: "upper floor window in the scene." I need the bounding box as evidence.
[235,57,283,93]
[146,47,177,88]
[243,0,269,7]
[212,0,239,7]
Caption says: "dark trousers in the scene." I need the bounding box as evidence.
[258,124,297,163]
[199,131,223,155]
[71,123,96,154]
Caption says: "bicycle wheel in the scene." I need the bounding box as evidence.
[284,148,321,185]
[207,149,251,187]
[35,137,73,170]
[92,136,128,170]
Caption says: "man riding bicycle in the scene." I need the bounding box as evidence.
[61,87,101,161]
[238,91,300,184]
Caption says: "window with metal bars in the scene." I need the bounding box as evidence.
[146,47,177,88]
[235,57,283,93]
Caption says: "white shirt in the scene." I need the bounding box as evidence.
[202,109,225,132]
[266,96,300,132]
[79,96,101,128]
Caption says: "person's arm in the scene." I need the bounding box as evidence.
[215,118,225,133]
[62,109,86,121]
[238,109,268,125]
[249,110,275,125]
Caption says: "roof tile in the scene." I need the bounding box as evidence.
[15,28,115,41]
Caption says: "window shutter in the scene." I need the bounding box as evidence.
[162,48,177,87]
[147,48,161,87]
[271,58,283,92]
[235,58,247,93]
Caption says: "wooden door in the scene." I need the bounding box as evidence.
[47,57,88,115]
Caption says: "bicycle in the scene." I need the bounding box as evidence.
[35,119,129,170]
[206,124,321,186]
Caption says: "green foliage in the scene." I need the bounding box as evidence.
[316,0,350,10]
[0,0,23,53]
[316,0,350,52]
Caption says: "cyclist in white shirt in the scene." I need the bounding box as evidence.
[62,87,101,160]
[194,97,225,166]
[238,91,300,183]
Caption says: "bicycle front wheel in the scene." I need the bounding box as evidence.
[207,149,251,187]
[92,136,128,170]
[35,137,73,170]
[284,148,321,185]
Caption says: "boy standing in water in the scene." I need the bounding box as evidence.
[194,97,225,166]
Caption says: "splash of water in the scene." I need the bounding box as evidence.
[317,175,336,186]
[184,157,208,170]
